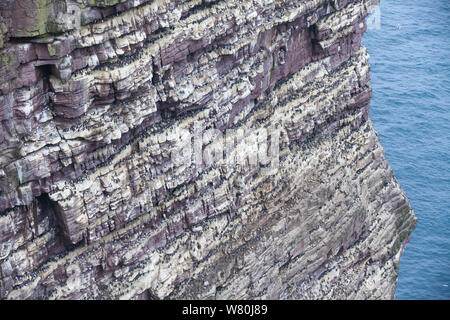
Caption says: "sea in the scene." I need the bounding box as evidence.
[362,0,450,299]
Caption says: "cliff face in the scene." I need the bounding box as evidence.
[0,0,416,299]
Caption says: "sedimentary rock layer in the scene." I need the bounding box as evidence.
[0,0,416,299]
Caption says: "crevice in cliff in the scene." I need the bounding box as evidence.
[35,64,55,112]
[37,191,84,250]
[0,208,13,218]
[35,193,64,244]
[308,24,325,58]
[138,288,160,300]
[180,0,223,21]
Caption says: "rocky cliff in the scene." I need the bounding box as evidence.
[0,0,416,299]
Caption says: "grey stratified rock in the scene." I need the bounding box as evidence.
[0,0,416,299]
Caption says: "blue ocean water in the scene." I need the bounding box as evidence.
[362,0,450,299]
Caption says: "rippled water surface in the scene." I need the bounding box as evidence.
[362,0,450,299]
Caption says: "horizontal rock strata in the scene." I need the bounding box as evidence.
[0,0,416,299]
